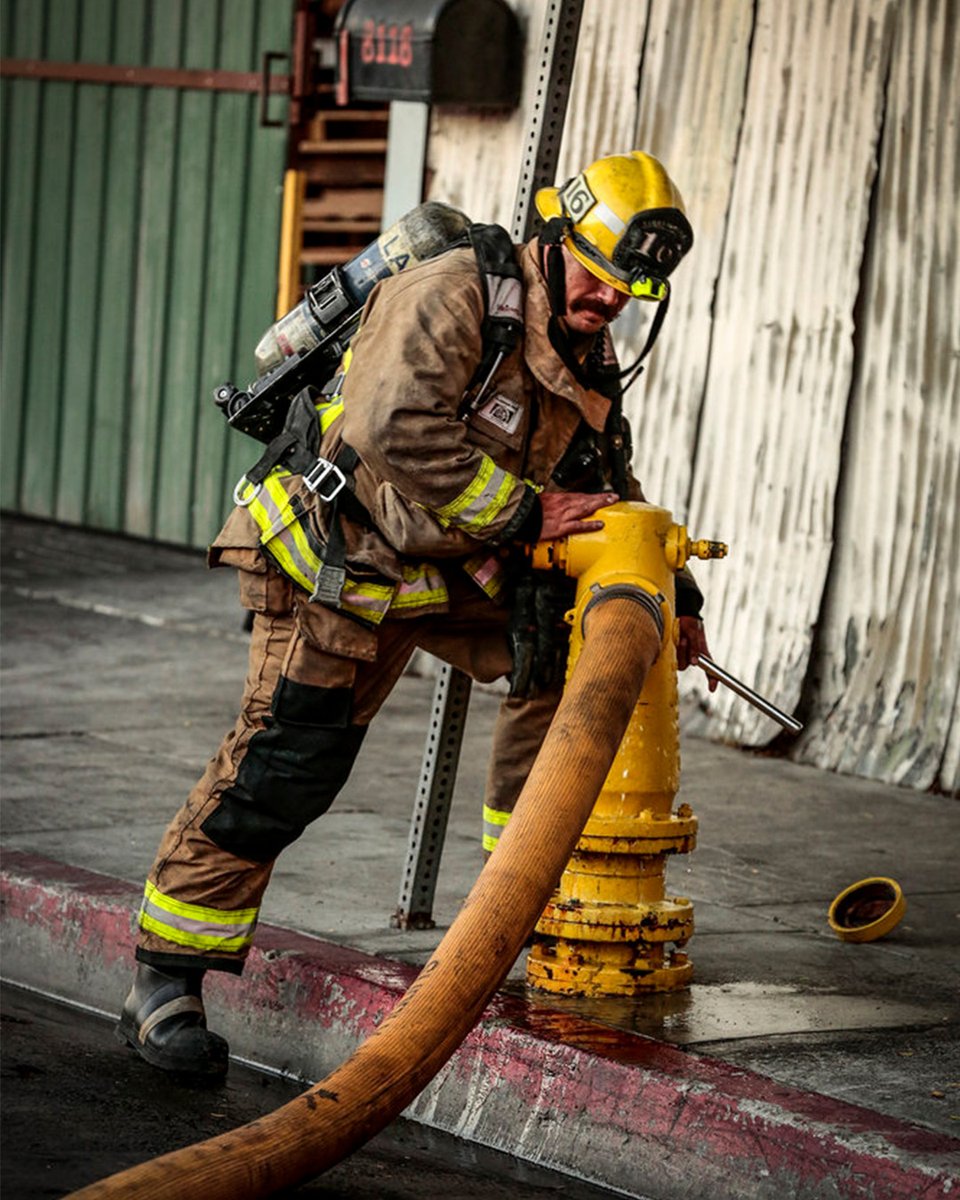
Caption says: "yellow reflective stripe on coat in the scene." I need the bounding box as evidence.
[246,474,320,595]
[317,398,344,434]
[243,470,449,624]
[314,345,352,432]
[138,881,258,952]
[433,454,518,534]
[482,803,512,853]
[389,562,448,610]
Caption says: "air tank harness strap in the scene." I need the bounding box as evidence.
[459,223,524,416]
[241,429,346,506]
[237,387,370,609]
[307,441,362,607]
[237,387,343,502]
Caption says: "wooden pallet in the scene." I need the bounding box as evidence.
[289,89,390,285]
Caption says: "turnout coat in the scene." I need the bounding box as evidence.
[211,238,661,629]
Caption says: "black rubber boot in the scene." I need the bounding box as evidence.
[115,963,229,1079]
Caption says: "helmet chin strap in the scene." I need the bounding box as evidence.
[615,286,670,393]
[539,216,590,381]
[538,216,571,316]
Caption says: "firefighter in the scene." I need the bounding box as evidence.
[118,151,713,1076]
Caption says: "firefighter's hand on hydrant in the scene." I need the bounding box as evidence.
[678,616,718,691]
[538,491,618,540]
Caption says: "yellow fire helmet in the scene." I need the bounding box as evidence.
[535,151,693,301]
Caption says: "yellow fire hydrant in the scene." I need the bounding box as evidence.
[526,501,726,995]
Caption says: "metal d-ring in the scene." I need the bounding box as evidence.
[233,475,262,507]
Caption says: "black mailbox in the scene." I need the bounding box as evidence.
[334,0,523,108]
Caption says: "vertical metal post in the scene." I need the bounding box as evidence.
[394,0,585,928]
[510,0,585,242]
[392,663,473,928]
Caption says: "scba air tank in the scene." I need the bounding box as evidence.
[254,201,472,374]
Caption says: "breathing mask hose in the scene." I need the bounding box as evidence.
[68,594,662,1200]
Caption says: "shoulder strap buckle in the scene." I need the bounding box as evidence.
[302,456,347,503]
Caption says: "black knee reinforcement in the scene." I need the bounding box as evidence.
[201,679,367,861]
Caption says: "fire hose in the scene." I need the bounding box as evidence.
[68,591,663,1200]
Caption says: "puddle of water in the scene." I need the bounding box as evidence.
[511,981,942,1045]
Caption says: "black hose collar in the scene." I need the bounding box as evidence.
[581,582,665,641]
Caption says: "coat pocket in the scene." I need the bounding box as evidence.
[293,594,379,663]
[209,506,294,615]
[236,563,294,615]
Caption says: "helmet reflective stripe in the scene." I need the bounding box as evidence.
[592,200,626,237]
[139,881,258,952]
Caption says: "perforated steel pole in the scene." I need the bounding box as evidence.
[394,0,585,928]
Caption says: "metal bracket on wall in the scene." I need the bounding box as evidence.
[0,57,291,97]
[260,52,290,127]
[393,0,585,929]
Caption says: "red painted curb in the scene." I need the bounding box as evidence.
[2,850,958,1199]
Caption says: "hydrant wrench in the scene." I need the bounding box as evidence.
[696,655,803,733]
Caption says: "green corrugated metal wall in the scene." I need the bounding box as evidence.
[1,0,291,548]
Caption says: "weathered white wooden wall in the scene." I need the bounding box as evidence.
[797,0,959,789]
[426,0,958,795]
[670,0,894,746]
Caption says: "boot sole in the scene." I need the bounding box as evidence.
[114,1015,229,1080]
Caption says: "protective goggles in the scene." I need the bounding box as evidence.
[572,207,692,301]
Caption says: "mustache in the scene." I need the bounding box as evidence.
[570,298,622,321]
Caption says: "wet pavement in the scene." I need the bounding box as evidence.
[0,983,625,1199]
[1,514,959,1197]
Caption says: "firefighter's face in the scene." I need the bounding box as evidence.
[561,246,629,334]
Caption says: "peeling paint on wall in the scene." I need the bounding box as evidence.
[679,0,895,748]
[426,0,958,793]
[795,0,960,793]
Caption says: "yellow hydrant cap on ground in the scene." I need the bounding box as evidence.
[827,877,906,943]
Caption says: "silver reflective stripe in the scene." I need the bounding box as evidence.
[482,804,512,853]
[594,200,626,236]
[139,883,259,952]
[434,455,517,533]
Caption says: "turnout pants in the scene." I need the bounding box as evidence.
[137,565,560,974]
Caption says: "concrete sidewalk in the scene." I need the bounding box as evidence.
[1,514,958,1198]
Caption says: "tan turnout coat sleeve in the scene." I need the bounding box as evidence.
[334,248,533,556]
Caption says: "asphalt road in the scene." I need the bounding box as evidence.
[0,983,628,1199]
